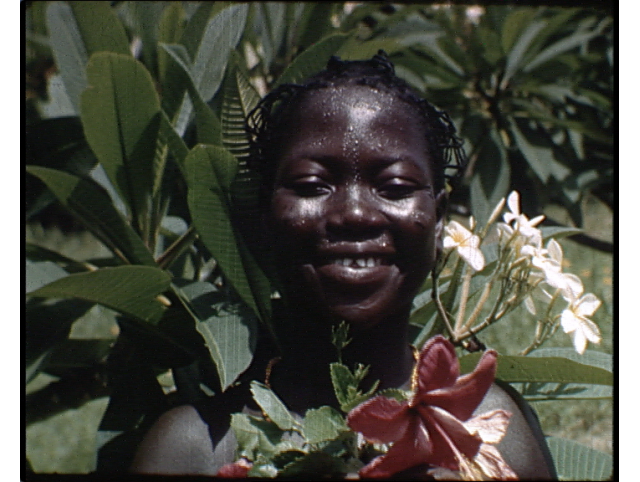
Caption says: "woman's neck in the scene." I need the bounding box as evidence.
[268,303,415,411]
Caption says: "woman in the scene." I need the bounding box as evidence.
[131,53,556,479]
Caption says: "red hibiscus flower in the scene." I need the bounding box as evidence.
[347,335,517,479]
[216,457,252,478]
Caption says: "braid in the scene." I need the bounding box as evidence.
[246,51,467,198]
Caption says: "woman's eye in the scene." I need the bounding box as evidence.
[288,178,331,197]
[378,181,421,199]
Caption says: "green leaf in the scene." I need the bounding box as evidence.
[376,388,410,403]
[158,110,189,173]
[173,280,257,390]
[540,225,583,240]
[182,3,248,110]
[220,53,261,162]
[296,3,337,50]
[469,129,510,226]
[45,2,88,114]
[42,339,113,378]
[330,363,379,413]
[25,298,95,383]
[160,43,223,145]
[524,28,604,73]
[337,37,404,63]
[250,381,297,431]
[26,167,156,266]
[509,119,571,183]
[230,412,284,460]
[157,2,186,84]
[502,19,546,87]
[302,406,348,444]
[514,348,612,400]
[68,1,130,56]
[501,8,536,53]
[459,353,613,386]
[546,436,612,481]
[27,266,171,323]
[275,33,349,87]
[81,52,162,231]
[185,144,271,322]
[278,451,347,478]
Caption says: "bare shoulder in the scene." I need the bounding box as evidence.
[476,382,557,480]
[129,404,230,475]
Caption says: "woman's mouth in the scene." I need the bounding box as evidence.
[327,256,388,268]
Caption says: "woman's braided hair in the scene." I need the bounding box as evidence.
[246,51,467,198]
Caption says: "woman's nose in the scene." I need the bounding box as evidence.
[325,184,388,237]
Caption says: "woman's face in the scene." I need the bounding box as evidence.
[268,84,444,330]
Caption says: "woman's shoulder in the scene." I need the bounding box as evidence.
[129,404,222,475]
[476,381,557,480]
[130,384,253,475]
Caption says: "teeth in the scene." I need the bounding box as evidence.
[333,257,382,268]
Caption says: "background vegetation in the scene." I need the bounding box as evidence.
[25,2,613,478]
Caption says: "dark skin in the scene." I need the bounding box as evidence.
[131,85,556,479]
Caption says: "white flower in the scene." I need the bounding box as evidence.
[443,220,485,271]
[503,191,545,245]
[560,292,602,354]
[521,239,583,295]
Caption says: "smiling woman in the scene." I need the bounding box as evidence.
[130,53,556,479]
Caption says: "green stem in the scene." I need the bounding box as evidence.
[432,270,456,340]
[156,226,198,270]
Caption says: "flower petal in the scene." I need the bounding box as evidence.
[561,309,579,333]
[581,317,602,344]
[571,327,588,355]
[464,409,511,444]
[425,406,483,461]
[420,350,497,421]
[359,417,432,478]
[457,246,485,271]
[575,293,601,317]
[443,236,457,249]
[416,336,460,394]
[474,444,519,480]
[506,191,520,216]
[347,396,410,444]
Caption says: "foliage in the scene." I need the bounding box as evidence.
[25,1,612,477]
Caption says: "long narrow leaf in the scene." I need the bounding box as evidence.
[459,353,613,386]
[501,20,546,87]
[276,33,349,87]
[45,2,87,114]
[26,166,156,266]
[546,437,613,480]
[81,52,162,233]
[161,43,223,145]
[171,4,248,136]
[185,145,271,322]
[27,266,171,323]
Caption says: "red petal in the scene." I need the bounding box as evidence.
[347,396,411,444]
[425,406,482,460]
[419,349,497,421]
[416,336,460,393]
[216,458,252,478]
[359,417,432,478]
[474,444,519,480]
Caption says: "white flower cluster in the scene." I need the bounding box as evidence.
[442,191,602,354]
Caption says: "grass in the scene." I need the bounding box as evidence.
[24,196,613,473]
